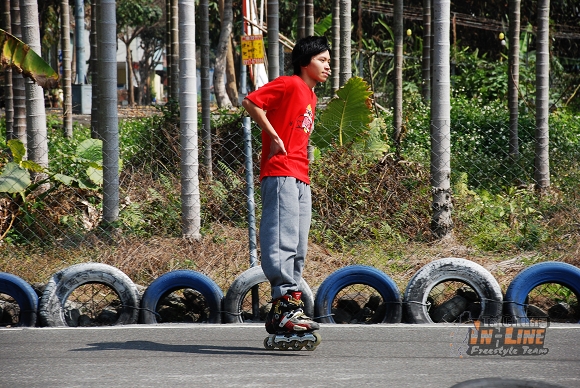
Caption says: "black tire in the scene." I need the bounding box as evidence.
[222,266,314,323]
[504,261,580,323]
[0,272,38,327]
[450,377,566,388]
[314,265,402,324]
[140,270,223,324]
[39,263,140,327]
[403,258,503,324]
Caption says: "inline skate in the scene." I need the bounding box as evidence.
[263,291,322,351]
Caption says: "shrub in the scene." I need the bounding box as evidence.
[309,147,432,249]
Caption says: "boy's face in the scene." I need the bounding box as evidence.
[302,50,331,84]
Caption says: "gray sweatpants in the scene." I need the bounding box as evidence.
[260,176,311,300]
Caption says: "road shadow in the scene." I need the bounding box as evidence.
[70,340,308,357]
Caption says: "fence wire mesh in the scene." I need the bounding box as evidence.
[0,101,579,325]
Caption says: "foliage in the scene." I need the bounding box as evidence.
[118,174,182,238]
[0,135,103,244]
[453,174,549,252]
[1,135,103,196]
[46,121,108,189]
[121,100,181,174]
[309,148,432,249]
[548,110,580,191]
[312,77,374,148]
[0,115,129,244]
[391,91,580,252]
[0,28,59,88]
[116,0,163,35]
[116,106,250,237]
[451,48,509,102]
[313,14,332,36]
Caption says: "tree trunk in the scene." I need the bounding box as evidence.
[179,0,201,240]
[430,0,453,239]
[534,0,550,191]
[20,0,49,179]
[393,0,403,153]
[267,0,279,81]
[62,0,73,137]
[331,0,340,92]
[297,0,305,39]
[356,0,362,77]
[339,0,351,86]
[200,0,212,179]
[90,0,99,139]
[165,0,171,100]
[11,0,26,149]
[225,34,238,106]
[421,0,431,101]
[305,0,313,37]
[2,0,13,142]
[508,0,520,160]
[75,0,86,84]
[99,0,120,223]
[170,0,179,101]
[126,42,135,105]
[214,0,233,108]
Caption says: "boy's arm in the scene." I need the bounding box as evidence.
[242,97,287,159]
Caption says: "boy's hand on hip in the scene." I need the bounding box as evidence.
[269,138,287,159]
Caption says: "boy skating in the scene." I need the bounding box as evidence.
[242,36,331,350]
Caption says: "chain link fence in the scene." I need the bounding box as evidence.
[0,95,579,326]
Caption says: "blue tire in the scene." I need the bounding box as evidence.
[314,265,402,324]
[0,272,38,327]
[140,270,223,324]
[505,261,580,323]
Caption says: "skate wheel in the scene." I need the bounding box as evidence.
[305,332,322,351]
[291,340,303,350]
[278,341,289,350]
[263,336,275,350]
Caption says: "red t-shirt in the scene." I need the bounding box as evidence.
[245,75,316,184]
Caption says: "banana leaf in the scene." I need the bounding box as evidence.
[0,28,59,89]
[311,76,374,149]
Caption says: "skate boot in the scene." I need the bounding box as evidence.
[264,291,322,351]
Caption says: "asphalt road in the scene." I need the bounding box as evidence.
[1,323,579,388]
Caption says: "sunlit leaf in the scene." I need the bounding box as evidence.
[0,28,59,88]
[312,77,374,148]
[86,165,103,185]
[314,14,332,36]
[20,160,45,173]
[7,139,26,164]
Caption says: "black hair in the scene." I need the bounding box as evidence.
[292,36,331,75]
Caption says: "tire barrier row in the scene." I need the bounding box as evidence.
[1,259,579,328]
